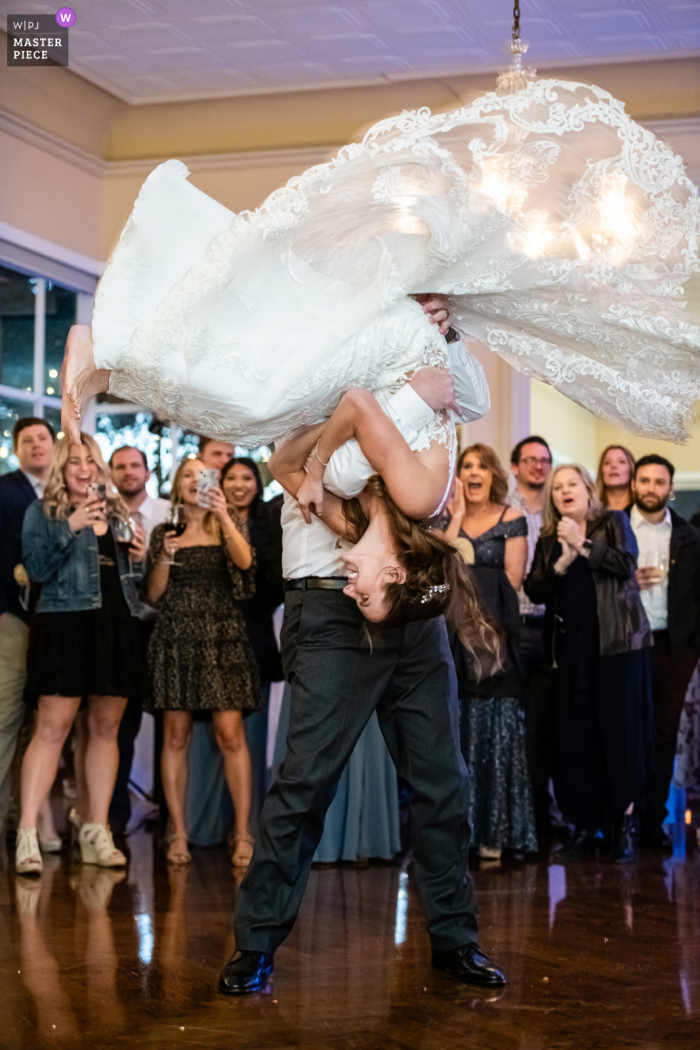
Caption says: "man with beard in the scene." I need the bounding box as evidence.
[107,446,169,833]
[628,455,700,850]
[509,436,555,838]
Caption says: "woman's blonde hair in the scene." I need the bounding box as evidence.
[43,433,127,521]
[541,463,603,537]
[170,457,219,537]
[457,443,509,505]
[596,444,635,506]
[344,476,500,671]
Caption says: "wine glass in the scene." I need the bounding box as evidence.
[163,504,186,566]
[113,517,136,577]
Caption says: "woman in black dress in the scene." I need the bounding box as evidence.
[145,457,260,867]
[220,458,283,830]
[524,464,653,862]
[17,434,149,875]
[440,443,537,860]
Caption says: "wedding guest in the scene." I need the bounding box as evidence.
[525,464,653,863]
[144,457,260,867]
[16,434,149,875]
[0,417,60,851]
[198,437,237,476]
[107,445,170,834]
[221,457,283,827]
[509,435,555,837]
[441,443,536,859]
[627,454,700,849]
[110,446,169,539]
[181,456,284,847]
[597,445,635,510]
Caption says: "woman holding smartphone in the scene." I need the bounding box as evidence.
[15,434,148,876]
[144,457,260,867]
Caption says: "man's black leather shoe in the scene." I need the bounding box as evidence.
[218,950,273,995]
[555,827,596,861]
[432,943,506,987]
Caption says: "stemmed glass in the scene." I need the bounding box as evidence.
[163,504,186,566]
[113,517,137,577]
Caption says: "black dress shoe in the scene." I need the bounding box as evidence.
[555,827,596,862]
[432,943,506,987]
[611,816,635,864]
[218,950,273,995]
[639,826,673,852]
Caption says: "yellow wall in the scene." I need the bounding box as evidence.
[531,382,700,486]
[0,129,103,259]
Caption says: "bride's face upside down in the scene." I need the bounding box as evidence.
[341,501,406,621]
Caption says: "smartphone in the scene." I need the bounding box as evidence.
[87,482,107,501]
[197,468,219,507]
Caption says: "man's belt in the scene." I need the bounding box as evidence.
[284,576,348,592]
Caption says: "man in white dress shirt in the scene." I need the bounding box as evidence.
[627,454,700,850]
[223,338,506,995]
[108,445,169,833]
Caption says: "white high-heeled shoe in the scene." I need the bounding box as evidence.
[79,823,126,868]
[15,828,43,876]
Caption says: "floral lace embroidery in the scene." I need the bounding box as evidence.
[100,78,700,444]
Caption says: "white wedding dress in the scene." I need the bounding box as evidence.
[92,78,700,445]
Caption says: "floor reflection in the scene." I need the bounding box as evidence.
[1,827,699,1049]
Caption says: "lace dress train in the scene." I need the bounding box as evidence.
[92,79,700,444]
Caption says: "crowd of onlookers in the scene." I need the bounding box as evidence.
[439,437,700,864]
[2,416,699,877]
[1,418,283,875]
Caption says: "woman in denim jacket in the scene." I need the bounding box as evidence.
[15,434,149,876]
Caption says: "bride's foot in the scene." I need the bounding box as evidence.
[60,325,110,444]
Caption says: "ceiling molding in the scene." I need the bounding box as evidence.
[0,109,106,177]
[2,105,698,186]
[102,145,332,179]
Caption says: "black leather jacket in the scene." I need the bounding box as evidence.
[524,510,652,660]
[625,505,700,656]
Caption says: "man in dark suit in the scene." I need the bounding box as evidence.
[0,417,55,831]
[628,454,700,850]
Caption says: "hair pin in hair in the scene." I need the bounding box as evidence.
[420,583,450,604]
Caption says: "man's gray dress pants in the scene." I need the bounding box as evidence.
[234,589,478,954]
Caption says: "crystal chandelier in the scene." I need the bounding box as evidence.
[496,0,538,93]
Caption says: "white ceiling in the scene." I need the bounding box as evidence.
[2,0,699,104]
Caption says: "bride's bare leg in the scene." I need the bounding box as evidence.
[60,326,110,444]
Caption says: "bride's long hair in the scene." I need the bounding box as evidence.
[344,476,500,670]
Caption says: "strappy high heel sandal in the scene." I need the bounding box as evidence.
[231,833,255,868]
[166,834,191,865]
[15,828,43,876]
[79,823,127,868]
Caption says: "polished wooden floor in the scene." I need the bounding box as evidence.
[2,819,699,1050]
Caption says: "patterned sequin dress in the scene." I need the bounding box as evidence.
[452,509,538,854]
[145,525,260,713]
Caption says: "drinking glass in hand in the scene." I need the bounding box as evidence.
[163,505,186,566]
[113,517,137,577]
